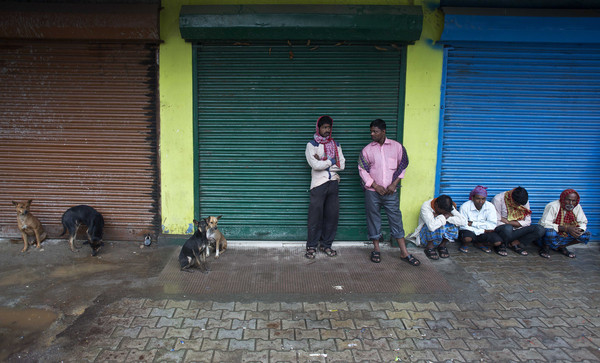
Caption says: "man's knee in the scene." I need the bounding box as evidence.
[533,224,545,238]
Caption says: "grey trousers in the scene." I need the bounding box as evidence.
[364,190,405,240]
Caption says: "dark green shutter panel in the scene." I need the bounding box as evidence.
[196,43,403,240]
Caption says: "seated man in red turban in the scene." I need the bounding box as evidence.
[538,189,591,259]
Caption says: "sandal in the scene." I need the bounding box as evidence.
[494,245,508,256]
[370,251,381,263]
[400,254,421,266]
[539,246,551,259]
[305,248,316,259]
[557,247,575,258]
[320,247,337,257]
[476,244,491,253]
[509,243,528,256]
[425,248,439,260]
[458,245,469,253]
[437,246,450,258]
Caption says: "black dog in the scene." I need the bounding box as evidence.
[179,219,210,273]
[60,205,105,256]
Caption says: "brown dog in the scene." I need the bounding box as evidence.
[205,215,227,259]
[12,200,47,252]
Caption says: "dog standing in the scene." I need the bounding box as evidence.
[12,200,47,252]
[179,219,210,273]
[60,205,104,256]
[205,215,227,259]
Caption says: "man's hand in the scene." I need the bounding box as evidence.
[566,226,584,238]
[509,221,521,227]
[468,221,473,227]
[385,179,400,195]
[313,154,321,160]
[372,182,387,196]
[501,217,521,228]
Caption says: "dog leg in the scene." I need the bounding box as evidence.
[21,232,28,253]
[69,236,78,252]
[33,230,43,249]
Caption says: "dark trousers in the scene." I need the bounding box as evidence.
[494,224,545,246]
[307,180,339,249]
[459,230,502,245]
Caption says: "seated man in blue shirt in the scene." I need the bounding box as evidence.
[458,185,504,255]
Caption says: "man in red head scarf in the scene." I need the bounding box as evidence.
[305,115,346,259]
[538,189,591,258]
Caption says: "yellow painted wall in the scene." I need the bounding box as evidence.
[159,0,444,236]
[401,1,444,233]
[159,0,195,234]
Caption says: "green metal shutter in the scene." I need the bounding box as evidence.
[195,43,403,241]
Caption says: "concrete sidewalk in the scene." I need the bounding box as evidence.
[1,239,599,362]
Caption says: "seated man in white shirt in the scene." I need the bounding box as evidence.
[538,188,591,259]
[458,185,504,255]
[492,187,545,256]
[409,195,467,260]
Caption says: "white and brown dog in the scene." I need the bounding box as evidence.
[205,215,227,258]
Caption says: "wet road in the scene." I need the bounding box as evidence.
[0,237,599,362]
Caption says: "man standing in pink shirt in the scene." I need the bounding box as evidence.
[358,119,420,267]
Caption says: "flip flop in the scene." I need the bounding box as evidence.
[476,245,491,253]
[458,245,469,253]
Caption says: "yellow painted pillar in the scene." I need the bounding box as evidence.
[400,1,444,234]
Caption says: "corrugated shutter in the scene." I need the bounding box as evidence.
[438,43,600,238]
[0,41,159,241]
[196,43,403,240]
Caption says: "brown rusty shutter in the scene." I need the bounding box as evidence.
[0,41,159,241]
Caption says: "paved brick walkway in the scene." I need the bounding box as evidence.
[56,243,600,362]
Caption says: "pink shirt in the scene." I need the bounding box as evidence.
[358,138,408,192]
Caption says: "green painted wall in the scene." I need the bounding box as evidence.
[159,0,444,237]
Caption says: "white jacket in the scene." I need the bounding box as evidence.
[408,198,467,246]
[305,140,345,190]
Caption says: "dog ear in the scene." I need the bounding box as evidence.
[12,201,18,206]
[193,219,198,225]
[217,215,222,220]
[26,199,32,205]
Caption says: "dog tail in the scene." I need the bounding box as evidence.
[59,224,67,237]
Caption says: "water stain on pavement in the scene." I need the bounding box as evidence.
[0,307,57,361]
[50,263,116,278]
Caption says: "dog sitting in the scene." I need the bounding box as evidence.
[12,200,47,252]
[179,219,210,273]
[205,215,227,259]
[60,205,105,256]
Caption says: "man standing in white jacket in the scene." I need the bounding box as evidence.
[304,115,345,259]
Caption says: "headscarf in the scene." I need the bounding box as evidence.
[313,115,340,167]
[504,188,532,221]
[469,185,488,200]
[430,197,457,213]
[554,188,580,236]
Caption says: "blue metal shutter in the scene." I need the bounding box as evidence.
[438,43,600,238]
[195,43,403,240]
